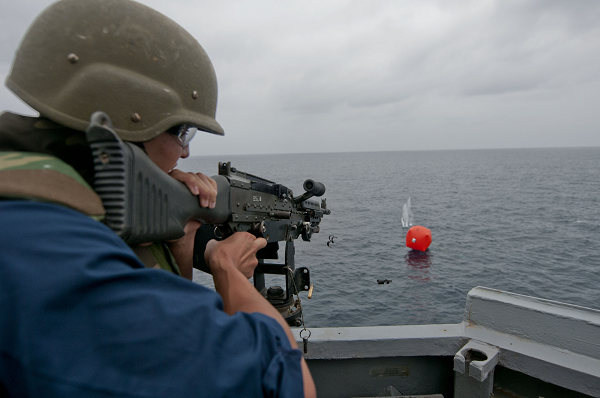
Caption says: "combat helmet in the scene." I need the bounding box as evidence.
[6,0,224,141]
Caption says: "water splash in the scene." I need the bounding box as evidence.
[401,197,413,228]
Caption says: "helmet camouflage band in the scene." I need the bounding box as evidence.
[6,0,224,141]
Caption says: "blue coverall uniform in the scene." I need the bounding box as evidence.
[0,200,304,397]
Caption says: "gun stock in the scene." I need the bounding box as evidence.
[86,112,231,246]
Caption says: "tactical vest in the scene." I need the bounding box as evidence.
[0,149,181,276]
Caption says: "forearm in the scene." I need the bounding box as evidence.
[212,266,316,398]
[205,233,316,397]
[167,239,193,280]
[212,266,297,347]
[166,220,202,281]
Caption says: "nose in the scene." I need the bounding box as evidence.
[181,145,190,159]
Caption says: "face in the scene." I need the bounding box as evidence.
[143,132,190,173]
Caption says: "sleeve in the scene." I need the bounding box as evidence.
[258,315,305,398]
[0,201,304,398]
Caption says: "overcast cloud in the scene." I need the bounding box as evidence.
[1,0,599,156]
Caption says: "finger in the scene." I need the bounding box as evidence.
[182,220,202,235]
[166,219,202,242]
[190,174,214,207]
[208,177,218,208]
[227,231,250,240]
[247,256,259,272]
[197,173,218,192]
[252,237,268,251]
[170,171,216,208]
[204,239,218,262]
[169,169,201,196]
[195,174,218,208]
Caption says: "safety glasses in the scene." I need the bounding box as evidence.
[168,124,198,147]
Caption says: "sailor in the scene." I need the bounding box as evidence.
[0,0,316,397]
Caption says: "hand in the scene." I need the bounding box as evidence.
[165,169,216,279]
[168,169,217,208]
[205,233,267,279]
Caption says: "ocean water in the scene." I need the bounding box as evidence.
[180,147,600,328]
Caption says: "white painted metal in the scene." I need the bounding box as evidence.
[296,286,600,397]
[453,340,499,382]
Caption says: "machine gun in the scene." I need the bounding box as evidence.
[192,162,330,326]
[85,112,330,326]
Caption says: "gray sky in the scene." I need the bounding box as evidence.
[2,0,599,156]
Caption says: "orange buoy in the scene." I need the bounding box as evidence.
[406,226,432,252]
